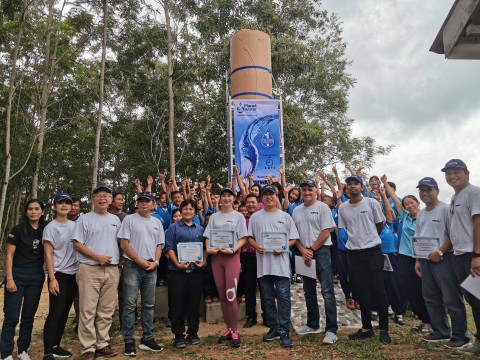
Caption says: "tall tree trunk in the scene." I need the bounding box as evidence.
[0,1,28,238]
[164,0,175,176]
[92,0,108,191]
[31,0,55,198]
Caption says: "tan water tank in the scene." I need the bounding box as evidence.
[230,30,272,99]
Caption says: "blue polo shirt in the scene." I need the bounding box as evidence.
[398,209,416,256]
[164,220,204,271]
[380,222,397,254]
[155,205,171,230]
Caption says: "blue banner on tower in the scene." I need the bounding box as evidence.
[233,100,281,185]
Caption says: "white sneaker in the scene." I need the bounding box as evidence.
[17,352,31,360]
[296,325,321,335]
[3,356,13,360]
[322,331,338,344]
[457,338,480,354]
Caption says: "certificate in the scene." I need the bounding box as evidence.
[178,242,203,262]
[209,229,235,249]
[261,232,288,252]
[411,237,440,259]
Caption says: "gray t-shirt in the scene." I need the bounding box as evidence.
[117,213,165,261]
[292,200,336,247]
[338,197,385,250]
[71,211,121,265]
[449,184,480,255]
[415,201,449,247]
[203,210,248,244]
[43,219,77,275]
[248,209,299,278]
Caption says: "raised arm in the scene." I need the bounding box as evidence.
[381,174,403,215]
[345,162,355,176]
[158,172,167,193]
[145,175,153,193]
[379,187,395,223]
[134,178,143,194]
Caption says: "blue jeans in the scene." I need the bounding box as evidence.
[259,275,291,335]
[302,246,338,333]
[422,253,468,341]
[0,266,45,358]
[122,260,157,343]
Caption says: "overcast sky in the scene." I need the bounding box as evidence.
[322,0,480,202]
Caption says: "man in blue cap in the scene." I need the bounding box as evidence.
[442,159,480,354]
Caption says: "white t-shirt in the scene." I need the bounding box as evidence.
[449,184,480,255]
[292,201,336,247]
[203,210,248,244]
[248,209,299,278]
[338,197,385,250]
[117,213,165,261]
[43,219,77,275]
[415,202,449,247]
[71,212,121,265]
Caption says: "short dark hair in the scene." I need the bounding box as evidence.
[71,197,81,203]
[402,195,420,207]
[245,194,259,202]
[387,182,397,191]
[171,190,182,197]
[112,191,123,199]
[179,199,197,212]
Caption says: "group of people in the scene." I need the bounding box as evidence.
[1,158,480,360]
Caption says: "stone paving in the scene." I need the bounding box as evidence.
[290,279,363,332]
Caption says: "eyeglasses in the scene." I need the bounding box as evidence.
[94,194,112,199]
[418,188,434,194]
[33,239,40,254]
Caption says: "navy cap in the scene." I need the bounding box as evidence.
[345,175,364,186]
[137,192,155,202]
[261,184,277,195]
[220,186,236,196]
[299,178,317,188]
[416,177,438,188]
[92,185,112,194]
[53,192,73,204]
[441,159,468,172]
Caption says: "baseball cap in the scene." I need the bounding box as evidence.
[345,175,364,186]
[53,192,73,204]
[441,159,468,172]
[220,186,236,196]
[299,178,316,188]
[261,184,277,195]
[92,185,112,194]
[137,192,155,202]
[416,177,438,188]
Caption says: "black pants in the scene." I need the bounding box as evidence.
[383,253,407,315]
[348,245,389,331]
[168,270,203,337]
[336,249,353,299]
[203,255,218,297]
[240,252,257,318]
[43,272,78,354]
[398,254,430,323]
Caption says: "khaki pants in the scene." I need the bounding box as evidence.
[76,264,120,353]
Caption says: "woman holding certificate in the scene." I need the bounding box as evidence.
[163,199,206,349]
[204,186,248,348]
[381,175,431,332]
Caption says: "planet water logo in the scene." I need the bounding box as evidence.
[236,102,257,115]
[261,129,275,148]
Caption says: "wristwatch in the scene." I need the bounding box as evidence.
[436,249,444,257]
[154,260,160,265]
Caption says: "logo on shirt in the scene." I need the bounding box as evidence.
[310,212,319,215]
[277,221,285,224]
[153,227,159,230]
[431,220,440,223]
[360,211,368,214]
[226,221,233,223]
[111,224,118,227]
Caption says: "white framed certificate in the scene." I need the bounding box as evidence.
[261,232,288,252]
[178,242,203,262]
[209,229,235,249]
[411,237,440,259]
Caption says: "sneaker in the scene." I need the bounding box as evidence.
[393,315,405,326]
[295,275,303,284]
[17,352,31,360]
[43,355,55,360]
[52,346,72,358]
[186,333,200,345]
[379,330,391,344]
[173,337,186,349]
[218,329,232,344]
[124,342,136,356]
[322,332,338,344]
[280,334,292,348]
[139,338,163,352]
[422,334,449,342]
[346,298,356,310]
[81,352,94,360]
[411,322,432,333]
[456,338,480,354]
[243,316,257,328]
[95,345,118,357]
[348,328,375,340]
[296,325,321,335]
[371,311,378,321]
[230,331,241,348]
[4,356,14,360]
[263,329,280,341]
[445,338,470,348]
